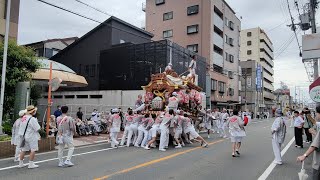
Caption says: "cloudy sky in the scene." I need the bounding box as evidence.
[18,0,319,103]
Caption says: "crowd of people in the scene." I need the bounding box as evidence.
[10,101,251,169]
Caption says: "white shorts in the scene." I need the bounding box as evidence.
[150,126,159,138]
[231,136,242,143]
[174,129,182,139]
[21,139,39,152]
[185,127,199,139]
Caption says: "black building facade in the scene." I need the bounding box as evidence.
[51,16,153,90]
[99,40,206,90]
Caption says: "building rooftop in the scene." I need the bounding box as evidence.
[23,37,79,46]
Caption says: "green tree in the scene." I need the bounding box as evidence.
[0,40,40,124]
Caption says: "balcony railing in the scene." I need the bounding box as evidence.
[214,13,223,31]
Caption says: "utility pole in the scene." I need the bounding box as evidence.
[310,0,318,80]
[0,0,11,135]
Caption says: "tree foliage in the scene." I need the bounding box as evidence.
[0,40,40,122]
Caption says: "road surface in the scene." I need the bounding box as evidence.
[0,118,300,180]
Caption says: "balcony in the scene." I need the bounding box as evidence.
[260,43,274,60]
[260,51,274,67]
[213,52,223,67]
[214,13,223,31]
[263,71,274,83]
[261,61,274,75]
[263,81,274,92]
[213,32,223,49]
[264,91,275,100]
[260,33,273,51]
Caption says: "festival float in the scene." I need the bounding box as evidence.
[141,65,203,117]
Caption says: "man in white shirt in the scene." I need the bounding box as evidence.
[18,105,41,169]
[294,111,304,148]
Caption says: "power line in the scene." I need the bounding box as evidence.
[74,0,113,17]
[285,0,302,55]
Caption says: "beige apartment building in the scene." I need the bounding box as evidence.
[240,27,275,112]
[145,0,241,108]
[0,0,20,40]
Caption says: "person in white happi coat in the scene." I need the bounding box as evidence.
[135,114,153,147]
[271,108,287,165]
[159,109,175,151]
[167,92,179,112]
[220,109,230,138]
[18,105,41,169]
[187,55,197,83]
[173,110,184,148]
[204,109,215,138]
[57,106,76,167]
[212,108,221,134]
[11,110,26,162]
[120,110,133,146]
[228,109,246,157]
[127,111,144,147]
[145,113,163,150]
[183,113,209,147]
[109,108,122,148]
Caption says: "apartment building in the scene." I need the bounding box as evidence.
[240,27,275,112]
[145,0,241,108]
[0,0,20,40]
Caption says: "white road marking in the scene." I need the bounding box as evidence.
[0,145,124,171]
[257,137,295,180]
[0,142,112,163]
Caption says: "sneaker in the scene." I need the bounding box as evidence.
[18,161,26,168]
[28,162,39,169]
[207,135,210,139]
[306,141,311,144]
[159,149,166,152]
[150,144,156,148]
[58,162,65,167]
[164,146,168,149]
[175,145,182,149]
[134,145,140,148]
[64,160,74,167]
[140,145,145,148]
[144,146,150,150]
[273,161,282,165]
[14,157,20,162]
[181,142,185,147]
[202,143,209,148]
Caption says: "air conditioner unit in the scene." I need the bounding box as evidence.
[228,71,234,79]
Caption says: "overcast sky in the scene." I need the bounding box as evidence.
[18,0,320,103]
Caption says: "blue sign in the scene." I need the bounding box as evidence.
[256,64,262,92]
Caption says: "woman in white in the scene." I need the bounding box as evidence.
[109,108,122,148]
[145,113,163,150]
[18,105,41,169]
[135,114,151,147]
[228,109,246,157]
[120,110,133,146]
[57,106,76,167]
[11,110,26,162]
[127,111,144,147]
[271,108,286,165]
[183,113,209,148]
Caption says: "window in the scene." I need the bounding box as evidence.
[120,39,125,44]
[77,95,88,99]
[163,11,173,21]
[52,48,59,56]
[187,5,199,15]
[229,21,234,30]
[228,71,234,79]
[155,0,165,5]
[53,95,63,99]
[229,88,234,96]
[247,41,252,46]
[65,95,75,99]
[211,79,217,91]
[229,54,234,63]
[247,32,252,37]
[187,44,198,53]
[225,52,229,61]
[163,30,173,38]
[44,48,53,58]
[225,17,229,26]
[229,38,234,46]
[247,50,252,55]
[90,95,103,99]
[90,64,96,77]
[225,35,229,43]
[187,25,199,34]
[218,81,226,93]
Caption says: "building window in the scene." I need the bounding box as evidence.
[229,38,234,46]
[163,29,173,38]
[187,25,199,34]
[229,21,234,30]
[229,54,234,63]
[90,95,103,99]
[155,0,165,5]
[228,71,234,79]
[187,44,198,53]
[163,11,173,21]
[247,50,252,55]
[187,5,199,15]
[247,41,252,46]
[225,52,229,61]
[45,48,53,58]
[218,81,226,93]
[77,95,88,99]
[211,79,217,91]
[225,35,229,44]
[229,88,234,96]
[247,32,252,37]
[225,17,229,27]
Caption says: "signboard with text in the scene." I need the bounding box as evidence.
[310,86,320,102]
[256,64,262,92]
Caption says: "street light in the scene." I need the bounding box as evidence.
[0,0,11,135]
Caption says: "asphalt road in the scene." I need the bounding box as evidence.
[0,118,295,180]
